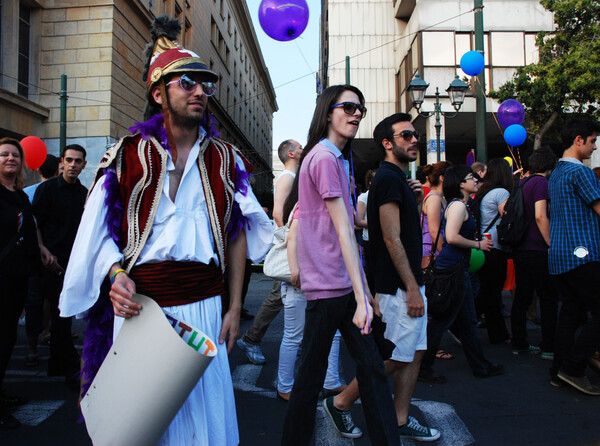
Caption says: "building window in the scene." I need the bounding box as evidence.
[183,19,191,47]
[18,4,31,97]
[211,17,218,46]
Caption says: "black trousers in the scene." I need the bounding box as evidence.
[551,262,600,378]
[511,250,558,352]
[0,275,28,386]
[421,269,494,377]
[477,248,510,344]
[281,293,399,446]
[42,269,80,377]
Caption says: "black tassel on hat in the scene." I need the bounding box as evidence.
[141,15,182,84]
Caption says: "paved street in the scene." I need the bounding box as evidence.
[4,273,600,445]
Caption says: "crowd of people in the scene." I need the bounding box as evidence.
[1,13,600,446]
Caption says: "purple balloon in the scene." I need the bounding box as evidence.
[497,99,525,128]
[258,0,309,42]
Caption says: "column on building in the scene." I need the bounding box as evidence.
[425,114,446,164]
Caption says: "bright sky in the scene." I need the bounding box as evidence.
[246,0,320,173]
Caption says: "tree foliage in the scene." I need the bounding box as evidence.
[490,0,600,149]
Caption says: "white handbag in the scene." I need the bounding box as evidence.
[263,204,297,283]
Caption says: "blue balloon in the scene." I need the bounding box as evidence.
[460,51,485,77]
[503,124,527,146]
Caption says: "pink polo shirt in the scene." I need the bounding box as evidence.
[297,141,353,300]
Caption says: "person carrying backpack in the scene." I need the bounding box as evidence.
[472,159,513,344]
[510,148,559,358]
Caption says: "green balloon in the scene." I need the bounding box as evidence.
[469,248,485,272]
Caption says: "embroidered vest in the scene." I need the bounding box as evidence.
[92,133,251,273]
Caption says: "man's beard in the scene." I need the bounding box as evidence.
[166,93,205,130]
[392,142,417,163]
[170,110,203,130]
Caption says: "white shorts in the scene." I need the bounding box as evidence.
[378,285,427,363]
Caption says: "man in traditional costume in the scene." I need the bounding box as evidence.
[58,16,272,445]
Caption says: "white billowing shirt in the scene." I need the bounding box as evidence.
[59,133,273,318]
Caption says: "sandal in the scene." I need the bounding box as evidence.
[0,391,27,408]
[436,349,454,360]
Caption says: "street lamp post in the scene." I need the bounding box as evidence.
[407,73,469,162]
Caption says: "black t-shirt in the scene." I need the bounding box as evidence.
[33,175,87,267]
[367,161,424,294]
[0,185,39,276]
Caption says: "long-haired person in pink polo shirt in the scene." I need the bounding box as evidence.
[280,85,400,446]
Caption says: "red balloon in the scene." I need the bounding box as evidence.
[20,136,47,170]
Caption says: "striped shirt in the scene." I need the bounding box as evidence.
[548,158,600,275]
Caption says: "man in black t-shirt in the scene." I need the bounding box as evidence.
[33,144,87,387]
[323,114,439,442]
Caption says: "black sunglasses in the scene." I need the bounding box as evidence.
[392,130,420,141]
[331,102,367,118]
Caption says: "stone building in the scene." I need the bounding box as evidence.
[0,0,277,200]
[319,0,555,175]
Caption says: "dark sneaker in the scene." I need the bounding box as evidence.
[0,413,20,430]
[398,416,440,442]
[418,373,447,384]
[322,397,362,439]
[236,338,266,365]
[240,308,254,321]
[550,377,564,388]
[557,371,600,396]
[512,345,541,355]
[474,364,504,378]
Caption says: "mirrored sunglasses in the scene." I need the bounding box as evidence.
[166,74,217,97]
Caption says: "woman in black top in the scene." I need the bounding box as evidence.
[0,138,46,430]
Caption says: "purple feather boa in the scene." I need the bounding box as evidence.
[227,163,251,241]
[102,169,123,246]
[127,112,221,147]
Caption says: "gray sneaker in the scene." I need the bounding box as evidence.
[322,396,362,439]
[236,338,266,365]
[557,371,600,396]
[398,416,441,442]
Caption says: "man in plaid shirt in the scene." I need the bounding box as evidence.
[549,119,600,396]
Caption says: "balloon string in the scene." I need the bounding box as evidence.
[474,76,523,172]
[294,40,323,94]
[348,147,370,332]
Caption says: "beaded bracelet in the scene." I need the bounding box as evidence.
[110,268,127,284]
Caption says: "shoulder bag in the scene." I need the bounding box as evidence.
[424,200,465,316]
[263,204,297,283]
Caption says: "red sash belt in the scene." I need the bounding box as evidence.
[129,260,225,307]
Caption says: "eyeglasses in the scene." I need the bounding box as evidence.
[463,175,478,183]
[330,102,367,118]
[166,74,217,97]
[392,130,420,141]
